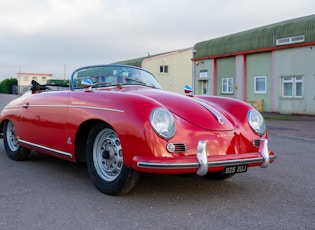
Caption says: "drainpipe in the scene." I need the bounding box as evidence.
[192,46,197,93]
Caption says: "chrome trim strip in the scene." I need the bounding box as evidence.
[19,139,72,158]
[208,158,264,167]
[137,157,266,170]
[20,104,124,113]
[25,105,68,108]
[69,105,124,113]
[137,162,199,169]
[195,100,224,125]
[3,106,22,110]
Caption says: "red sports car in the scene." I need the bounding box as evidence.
[0,64,276,195]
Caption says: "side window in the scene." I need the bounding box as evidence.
[282,76,303,97]
[222,78,234,94]
[254,76,266,94]
[160,65,168,74]
[295,76,303,97]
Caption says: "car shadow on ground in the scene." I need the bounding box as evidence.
[24,151,265,200]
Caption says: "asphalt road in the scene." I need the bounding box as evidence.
[0,94,314,230]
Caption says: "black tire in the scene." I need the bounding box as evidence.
[205,172,235,180]
[3,120,30,161]
[86,123,139,195]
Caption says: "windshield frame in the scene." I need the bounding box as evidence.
[70,64,162,90]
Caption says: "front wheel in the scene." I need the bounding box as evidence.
[3,120,30,161]
[86,123,139,195]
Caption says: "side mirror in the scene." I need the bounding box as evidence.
[184,85,193,97]
[81,78,94,89]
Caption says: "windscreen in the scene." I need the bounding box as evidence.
[71,65,162,90]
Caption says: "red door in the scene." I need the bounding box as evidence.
[19,91,70,156]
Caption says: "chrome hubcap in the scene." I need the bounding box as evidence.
[6,121,19,151]
[93,129,123,182]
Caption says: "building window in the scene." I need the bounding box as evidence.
[254,76,266,94]
[282,76,303,97]
[276,35,304,46]
[199,80,208,95]
[160,65,168,73]
[222,78,233,94]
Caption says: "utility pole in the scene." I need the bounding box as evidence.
[64,64,67,79]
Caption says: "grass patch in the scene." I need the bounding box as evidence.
[264,116,294,121]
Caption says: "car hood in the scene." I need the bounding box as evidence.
[129,88,235,131]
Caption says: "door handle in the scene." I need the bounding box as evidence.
[22,103,29,108]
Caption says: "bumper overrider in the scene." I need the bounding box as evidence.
[133,138,276,175]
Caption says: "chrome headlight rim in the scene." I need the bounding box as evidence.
[248,110,266,136]
[150,108,176,140]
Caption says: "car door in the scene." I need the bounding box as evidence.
[19,91,70,154]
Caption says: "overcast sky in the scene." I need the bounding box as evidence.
[0,0,314,81]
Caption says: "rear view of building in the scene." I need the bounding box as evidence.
[116,48,193,95]
[192,15,315,115]
[17,73,52,94]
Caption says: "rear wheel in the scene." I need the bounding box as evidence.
[86,123,139,195]
[3,120,30,161]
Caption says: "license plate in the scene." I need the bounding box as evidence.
[223,164,248,175]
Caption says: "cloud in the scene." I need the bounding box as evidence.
[0,0,314,79]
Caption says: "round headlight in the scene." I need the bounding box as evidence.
[150,108,176,140]
[248,110,266,136]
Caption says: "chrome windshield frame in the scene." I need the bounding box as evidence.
[70,64,162,90]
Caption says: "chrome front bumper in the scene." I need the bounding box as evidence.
[136,138,276,176]
[195,138,273,176]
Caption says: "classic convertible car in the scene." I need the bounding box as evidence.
[0,64,276,195]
